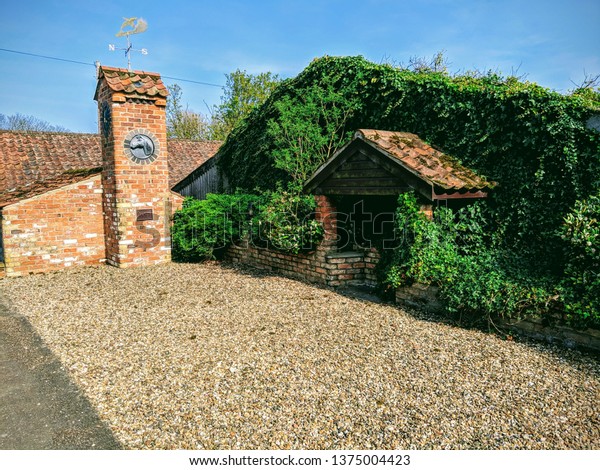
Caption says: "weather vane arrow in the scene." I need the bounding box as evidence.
[109,17,148,71]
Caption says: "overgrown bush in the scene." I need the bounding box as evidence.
[172,192,324,260]
[384,193,554,324]
[255,190,324,254]
[266,83,357,188]
[218,55,599,276]
[216,55,599,326]
[559,194,600,326]
[172,194,260,261]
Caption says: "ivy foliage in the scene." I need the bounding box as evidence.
[558,193,600,326]
[218,55,600,275]
[384,193,555,325]
[267,83,358,189]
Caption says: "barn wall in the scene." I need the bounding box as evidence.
[175,156,228,201]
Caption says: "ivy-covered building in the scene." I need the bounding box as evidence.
[226,129,496,287]
[191,55,599,323]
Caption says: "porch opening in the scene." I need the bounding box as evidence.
[332,195,399,252]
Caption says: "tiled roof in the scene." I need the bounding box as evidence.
[168,140,222,187]
[0,131,220,207]
[357,129,496,191]
[95,66,168,100]
[0,168,102,208]
[0,131,102,196]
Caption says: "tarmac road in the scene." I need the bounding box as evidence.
[0,297,120,449]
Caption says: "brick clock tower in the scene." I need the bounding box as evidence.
[94,65,172,267]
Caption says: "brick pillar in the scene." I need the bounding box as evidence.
[94,66,172,268]
[419,203,434,221]
[314,195,338,250]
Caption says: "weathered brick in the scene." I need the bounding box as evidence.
[97,68,173,268]
[2,175,105,277]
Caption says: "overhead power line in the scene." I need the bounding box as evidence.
[0,47,224,88]
[0,47,93,66]
[161,75,223,88]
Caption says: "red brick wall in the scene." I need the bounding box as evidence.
[170,191,184,213]
[96,75,172,268]
[1,175,105,277]
[225,195,381,287]
[226,243,381,288]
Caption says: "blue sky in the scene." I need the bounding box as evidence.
[0,0,598,133]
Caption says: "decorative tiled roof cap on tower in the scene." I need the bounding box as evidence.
[93,66,168,104]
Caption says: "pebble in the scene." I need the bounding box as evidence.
[1,263,598,449]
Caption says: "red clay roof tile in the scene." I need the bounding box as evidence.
[0,132,102,196]
[0,131,220,207]
[357,129,496,192]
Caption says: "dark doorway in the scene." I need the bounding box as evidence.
[333,195,399,251]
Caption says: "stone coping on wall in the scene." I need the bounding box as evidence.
[225,242,382,288]
[396,282,600,353]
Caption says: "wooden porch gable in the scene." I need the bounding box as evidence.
[304,130,496,201]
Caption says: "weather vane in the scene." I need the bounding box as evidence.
[109,17,148,71]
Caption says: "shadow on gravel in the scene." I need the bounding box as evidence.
[0,295,121,450]
[224,261,600,363]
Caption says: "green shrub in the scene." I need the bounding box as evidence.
[559,194,600,326]
[172,191,324,260]
[384,193,553,323]
[172,194,261,261]
[255,190,324,254]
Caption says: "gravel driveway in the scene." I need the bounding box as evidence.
[0,262,598,449]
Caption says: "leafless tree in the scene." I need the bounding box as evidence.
[0,113,70,132]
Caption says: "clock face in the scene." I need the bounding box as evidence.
[123,129,160,164]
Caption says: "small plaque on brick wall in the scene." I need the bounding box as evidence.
[136,209,154,222]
